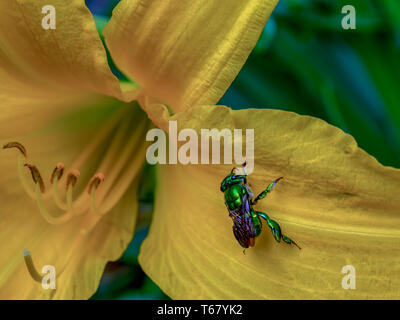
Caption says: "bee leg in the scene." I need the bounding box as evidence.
[251,177,283,205]
[282,234,301,250]
[256,211,301,250]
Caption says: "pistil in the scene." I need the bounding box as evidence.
[23,250,43,283]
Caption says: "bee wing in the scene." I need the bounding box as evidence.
[225,191,256,248]
[229,198,256,248]
[233,212,256,234]
[233,223,251,248]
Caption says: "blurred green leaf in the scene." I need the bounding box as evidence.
[221,0,400,168]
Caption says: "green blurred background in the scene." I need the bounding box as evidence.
[86,0,400,299]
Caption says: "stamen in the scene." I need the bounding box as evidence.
[42,106,131,220]
[5,107,145,234]
[64,170,80,214]
[17,154,36,199]
[23,250,43,283]
[3,142,35,198]
[66,183,76,215]
[60,120,127,216]
[50,163,67,210]
[24,163,45,193]
[50,162,64,184]
[56,110,144,222]
[52,175,67,211]
[66,170,80,191]
[35,183,74,225]
[18,108,147,277]
[87,173,104,194]
[88,173,105,215]
[3,141,27,157]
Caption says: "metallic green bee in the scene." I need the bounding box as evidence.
[220,163,300,252]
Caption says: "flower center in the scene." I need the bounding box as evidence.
[3,104,149,280]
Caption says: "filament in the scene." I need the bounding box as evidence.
[35,183,74,225]
[66,185,76,215]
[52,176,67,211]
[90,187,103,215]
[17,154,36,199]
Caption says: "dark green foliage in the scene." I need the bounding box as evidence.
[220,0,400,168]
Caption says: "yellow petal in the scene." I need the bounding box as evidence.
[139,104,400,299]
[0,0,134,100]
[0,101,148,299]
[104,0,278,112]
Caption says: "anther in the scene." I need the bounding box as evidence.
[87,173,105,194]
[51,163,67,211]
[66,170,80,190]
[88,173,105,215]
[23,250,43,283]
[50,162,65,184]
[24,163,45,193]
[3,141,27,158]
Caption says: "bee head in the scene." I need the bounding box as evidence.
[220,173,247,192]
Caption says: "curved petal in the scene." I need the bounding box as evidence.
[0,101,148,299]
[104,0,278,112]
[139,104,400,299]
[0,0,135,101]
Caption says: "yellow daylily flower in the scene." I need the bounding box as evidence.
[104,1,400,299]
[0,0,277,299]
[138,104,400,299]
